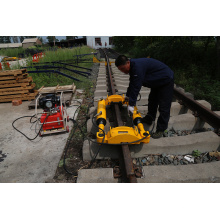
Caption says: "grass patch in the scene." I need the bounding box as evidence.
[4,46,97,92]
[0,47,26,57]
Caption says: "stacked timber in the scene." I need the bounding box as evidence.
[0,69,38,103]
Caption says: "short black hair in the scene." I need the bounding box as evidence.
[115,55,129,67]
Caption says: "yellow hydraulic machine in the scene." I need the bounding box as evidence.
[96,94,150,144]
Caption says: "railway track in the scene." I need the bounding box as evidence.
[76,48,220,183]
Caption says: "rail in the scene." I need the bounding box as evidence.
[103,49,137,183]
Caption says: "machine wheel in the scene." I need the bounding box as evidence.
[66,125,69,133]
[67,116,69,122]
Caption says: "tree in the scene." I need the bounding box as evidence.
[19,36,25,43]
[112,36,135,53]
[12,36,19,43]
[0,36,11,43]
[66,36,78,40]
[0,36,4,43]
[47,36,59,43]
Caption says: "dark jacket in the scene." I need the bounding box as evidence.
[126,58,174,106]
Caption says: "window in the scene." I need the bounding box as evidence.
[109,37,113,45]
[95,38,101,46]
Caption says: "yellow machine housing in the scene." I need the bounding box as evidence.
[96,95,150,144]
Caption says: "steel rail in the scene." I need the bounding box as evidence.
[103,49,137,183]
[174,87,220,133]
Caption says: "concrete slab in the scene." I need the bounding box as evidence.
[94,90,108,97]
[168,113,215,131]
[138,161,220,183]
[87,118,111,135]
[0,100,78,183]
[97,76,107,80]
[96,85,108,90]
[113,79,129,84]
[77,168,118,183]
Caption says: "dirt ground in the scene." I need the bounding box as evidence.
[52,63,119,183]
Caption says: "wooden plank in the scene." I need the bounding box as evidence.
[0,77,33,85]
[0,90,29,96]
[0,69,26,76]
[0,96,37,103]
[39,83,75,94]
[0,91,38,102]
[0,83,35,92]
[0,73,28,81]
[0,90,38,99]
[0,82,31,88]
[38,86,44,93]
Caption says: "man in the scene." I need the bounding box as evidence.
[115,55,174,139]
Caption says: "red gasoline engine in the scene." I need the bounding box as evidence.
[37,93,69,135]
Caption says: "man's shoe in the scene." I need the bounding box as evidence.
[151,130,164,139]
[142,115,153,125]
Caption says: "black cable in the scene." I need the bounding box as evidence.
[117,93,141,101]
[63,101,92,175]
[137,93,141,101]
[86,133,149,146]
[63,101,150,174]
[63,124,78,175]
[12,114,49,141]
[146,114,155,136]
[87,116,105,168]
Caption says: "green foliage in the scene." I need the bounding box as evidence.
[0,47,26,57]
[59,158,70,167]
[113,36,136,53]
[192,150,201,157]
[27,46,96,93]
[46,36,59,43]
[113,36,220,110]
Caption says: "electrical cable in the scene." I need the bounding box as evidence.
[62,98,150,175]
[63,102,82,175]
[117,93,141,101]
[12,114,49,141]
[63,99,94,175]
[87,116,105,168]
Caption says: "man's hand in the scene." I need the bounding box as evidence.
[128,105,134,115]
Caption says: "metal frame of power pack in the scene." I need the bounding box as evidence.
[35,91,69,136]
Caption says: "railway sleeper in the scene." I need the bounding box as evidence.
[76,161,220,183]
[82,131,219,161]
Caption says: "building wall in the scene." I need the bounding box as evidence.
[22,39,42,48]
[36,39,42,45]
[0,43,22,49]
[86,36,113,49]
[23,42,35,48]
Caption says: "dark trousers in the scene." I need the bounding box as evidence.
[147,79,174,131]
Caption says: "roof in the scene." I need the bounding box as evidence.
[22,38,39,43]
[0,43,22,49]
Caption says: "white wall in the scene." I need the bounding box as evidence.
[86,36,113,49]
